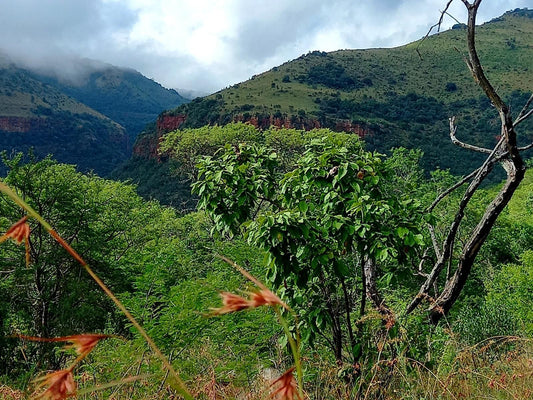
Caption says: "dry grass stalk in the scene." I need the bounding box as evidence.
[211,289,287,315]
[32,369,76,400]
[17,334,113,399]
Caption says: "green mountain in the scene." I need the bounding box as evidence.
[35,63,187,140]
[126,8,532,198]
[0,57,188,176]
[0,61,130,176]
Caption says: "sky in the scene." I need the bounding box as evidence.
[0,0,530,95]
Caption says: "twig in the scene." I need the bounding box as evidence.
[449,116,492,153]
[416,0,456,59]
[514,93,533,126]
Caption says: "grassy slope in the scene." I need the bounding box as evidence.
[38,66,188,139]
[120,10,533,204]
[0,65,107,119]
[207,11,532,116]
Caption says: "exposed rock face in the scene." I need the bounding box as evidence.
[0,117,42,133]
[233,114,323,131]
[133,114,187,161]
[156,114,186,132]
[133,112,372,162]
[334,120,369,137]
[132,132,161,160]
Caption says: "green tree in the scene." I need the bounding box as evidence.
[193,133,425,362]
[0,156,178,375]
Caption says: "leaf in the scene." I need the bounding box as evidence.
[396,226,409,239]
[332,221,343,230]
[352,343,362,360]
[379,272,394,286]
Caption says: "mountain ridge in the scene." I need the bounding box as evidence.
[118,8,532,205]
[0,55,188,176]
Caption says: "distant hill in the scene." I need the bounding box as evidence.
[0,56,188,176]
[128,8,532,194]
[35,64,187,140]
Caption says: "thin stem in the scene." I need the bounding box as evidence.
[274,306,304,400]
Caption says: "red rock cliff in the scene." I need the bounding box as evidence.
[133,114,187,160]
[0,117,44,133]
[133,112,371,161]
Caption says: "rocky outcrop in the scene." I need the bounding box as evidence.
[132,132,161,160]
[233,114,322,131]
[334,120,369,137]
[156,114,187,132]
[0,117,44,133]
[133,112,372,162]
[133,114,187,161]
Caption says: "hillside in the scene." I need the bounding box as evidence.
[0,57,188,176]
[35,63,187,140]
[0,61,130,176]
[127,8,533,194]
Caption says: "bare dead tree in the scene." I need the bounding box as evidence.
[406,0,531,324]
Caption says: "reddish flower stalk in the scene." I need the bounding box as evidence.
[33,369,76,400]
[211,289,287,315]
[17,333,113,366]
[270,367,302,400]
[0,216,31,265]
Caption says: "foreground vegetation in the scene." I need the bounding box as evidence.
[0,128,532,398]
[1,1,533,399]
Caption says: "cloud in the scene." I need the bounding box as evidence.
[0,0,529,93]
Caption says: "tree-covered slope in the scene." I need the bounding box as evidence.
[36,64,188,140]
[142,9,533,178]
[0,55,188,176]
[0,61,130,176]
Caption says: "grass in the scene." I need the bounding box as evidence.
[2,337,532,399]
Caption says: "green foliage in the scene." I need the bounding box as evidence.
[453,302,519,346]
[302,61,369,90]
[193,127,426,360]
[0,156,283,390]
[110,156,194,209]
[36,67,187,140]
[160,123,262,177]
[0,156,180,375]
[485,251,533,334]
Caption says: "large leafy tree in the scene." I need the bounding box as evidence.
[193,131,425,361]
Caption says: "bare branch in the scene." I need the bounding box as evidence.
[449,116,492,153]
[428,136,505,212]
[416,0,456,59]
[407,136,505,314]
[428,167,479,212]
[415,248,432,277]
[518,143,533,152]
[514,93,533,126]
[428,224,441,259]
